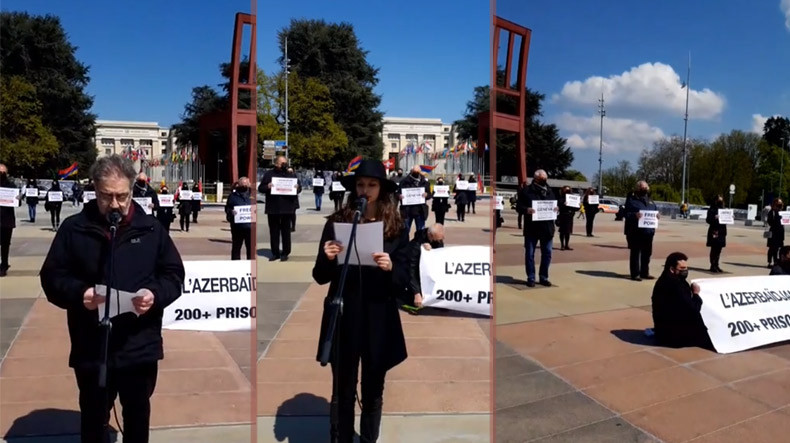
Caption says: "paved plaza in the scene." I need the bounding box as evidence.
[494,208,790,442]
[0,204,254,442]
[257,193,492,442]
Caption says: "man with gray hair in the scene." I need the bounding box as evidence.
[624,180,660,281]
[225,176,253,260]
[403,223,445,310]
[517,169,559,287]
[40,154,185,443]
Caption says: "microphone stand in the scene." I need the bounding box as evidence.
[99,215,119,435]
[319,197,366,442]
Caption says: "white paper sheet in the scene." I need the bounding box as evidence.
[331,182,345,192]
[638,210,659,228]
[718,209,734,225]
[333,221,384,267]
[455,180,469,191]
[565,194,581,208]
[192,192,202,201]
[133,197,153,215]
[25,188,39,198]
[83,191,96,203]
[95,284,140,318]
[313,178,325,187]
[532,200,557,221]
[234,205,252,223]
[433,185,450,198]
[179,190,193,200]
[495,196,504,210]
[48,191,63,202]
[780,211,790,226]
[271,177,298,195]
[401,187,425,205]
[0,188,20,208]
[158,194,174,207]
[587,195,600,205]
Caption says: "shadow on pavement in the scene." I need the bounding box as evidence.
[400,306,489,319]
[592,244,628,250]
[207,238,232,244]
[575,270,631,280]
[723,261,771,269]
[495,275,528,285]
[273,393,336,443]
[3,408,118,441]
[257,248,275,259]
[610,329,660,347]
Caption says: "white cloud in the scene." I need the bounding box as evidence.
[751,113,782,134]
[554,112,666,154]
[783,0,790,30]
[551,62,726,120]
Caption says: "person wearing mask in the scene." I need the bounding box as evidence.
[518,170,559,287]
[583,187,600,237]
[177,183,192,232]
[259,156,300,261]
[287,167,301,232]
[391,168,404,182]
[650,252,713,349]
[397,166,431,232]
[404,223,445,311]
[329,172,344,212]
[766,198,785,268]
[39,154,185,443]
[0,164,21,277]
[453,178,468,222]
[225,177,252,260]
[513,182,527,230]
[191,182,201,223]
[770,246,790,275]
[313,170,325,211]
[314,159,409,443]
[25,178,39,223]
[430,176,450,225]
[132,173,159,217]
[72,181,83,207]
[624,181,659,281]
[155,185,175,232]
[45,179,64,231]
[466,174,477,214]
[556,186,578,251]
[705,195,727,273]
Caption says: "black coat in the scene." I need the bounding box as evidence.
[431,195,450,213]
[583,194,599,216]
[191,185,202,212]
[557,194,578,234]
[453,184,468,205]
[259,169,301,215]
[25,180,39,206]
[766,210,785,247]
[397,174,431,218]
[0,179,17,229]
[651,272,710,348]
[133,184,160,215]
[706,206,727,248]
[155,192,175,225]
[466,179,477,202]
[225,190,252,229]
[517,182,557,239]
[40,200,185,368]
[313,220,409,372]
[177,188,192,215]
[313,175,325,195]
[624,194,658,238]
[45,186,63,212]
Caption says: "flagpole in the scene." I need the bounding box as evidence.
[681,52,690,205]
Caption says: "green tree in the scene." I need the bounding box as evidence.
[561,169,587,181]
[593,160,637,197]
[690,130,760,206]
[278,20,384,162]
[172,85,226,147]
[286,72,347,166]
[1,12,96,178]
[761,116,790,149]
[0,76,59,175]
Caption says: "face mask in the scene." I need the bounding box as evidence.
[411,172,420,178]
[0,172,7,182]
[677,270,689,280]
[638,190,648,197]
[717,200,724,207]
[236,186,248,193]
[430,240,443,249]
[136,180,146,186]
[437,181,444,185]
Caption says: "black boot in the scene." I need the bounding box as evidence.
[360,403,382,442]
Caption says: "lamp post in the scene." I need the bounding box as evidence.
[597,92,605,195]
[781,137,786,199]
[680,52,691,205]
[284,36,291,167]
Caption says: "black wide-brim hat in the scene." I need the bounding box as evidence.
[340,159,398,194]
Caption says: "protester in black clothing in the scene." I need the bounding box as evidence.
[705,195,727,273]
[132,173,159,217]
[397,166,431,232]
[329,172,345,212]
[404,224,445,309]
[25,178,39,222]
[155,185,175,232]
[176,183,192,232]
[556,186,578,250]
[766,198,785,267]
[313,170,325,211]
[225,177,253,260]
[191,183,201,223]
[259,156,301,261]
[517,169,559,287]
[513,182,526,229]
[453,180,468,222]
[624,181,659,281]
[466,174,477,214]
[770,246,790,275]
[287,167,300,232]
[651,252,713,349]
[39,154,185,443]
[45,180,64,231]
[582,187,600,237]
[0,164,20,277]
[314,159,409,443]
[84,179,95,192]
[430,177,450,224]
[72,182,83,207]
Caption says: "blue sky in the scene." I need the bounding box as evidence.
[2,0,253,128]
[259,0,488,124]
[498,0,790,178]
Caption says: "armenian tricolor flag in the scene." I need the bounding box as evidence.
[347,155,362,172]
[419,165,436,174]
[58,162,78,180]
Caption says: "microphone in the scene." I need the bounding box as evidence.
[355,195,367,215]
[108,210,122,230]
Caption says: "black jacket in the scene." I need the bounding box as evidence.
[706,206,727,247]
[397,174,431,218]
[225,190,252,229]
[313,175,325,195]
[259,168,301,215]
[624,194,658,237]
[40,200,185,368]
[453,184,468,205]
[177,187,192,215]
[133,183,160,214]
[313,220,409,372]
[517,182,557,239]
[0,178,17,229]
[651,272,711,348]
[191,185,202,212]
[766,209,785,247]
[557,193,578,233]
[770,263,790,275]
[25,180,39,206]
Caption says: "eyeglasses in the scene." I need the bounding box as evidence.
[97,191,130,203]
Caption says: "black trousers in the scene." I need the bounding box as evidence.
[0,227,12,271]
[456,203,466,221]
[628,234,654,278]
[231,225,252,260]
[467,200,475,213]
[710,245,723,268]
[74,362,158,443]
[179,213,190,231]
[768,245,782,264]
[191,208,199,222]
[334,198,342,211]
[291,214,297,231]
[330,348,386,443]
[435,210,446,225]
[586,212,596,236]
[50,207,61,227]
[517,212,524,228]
[559,232,571,248]
[268,214,292,257]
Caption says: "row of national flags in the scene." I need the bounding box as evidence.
[399,140,488,159]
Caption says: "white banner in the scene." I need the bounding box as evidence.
[313,178,325,187]
[192,192,202,201]
[587,195,599,205]
[133,197,153,215]
[495,196,504,210]
[718,209,734,225]
[638,210,659,228]
[25,188,39,198]
[48,191,63,202]
[565,194,581,208]
[455,180,469,191]
[747,204,757,220]
[695,275,790,353]
[780,211,790,226]
[38,189,47,198]
[401,187,425,205]
[83,191,96,203]
[0,188,20,208]
[420,246,492,316]
[234,205,252,224]
[179,190,193,201]
[158,194,174,207]
[532,200,557,221]
[272,177,298,195]
[331,182,345,192]
[433,185,450,198]
[163,260,254,331]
